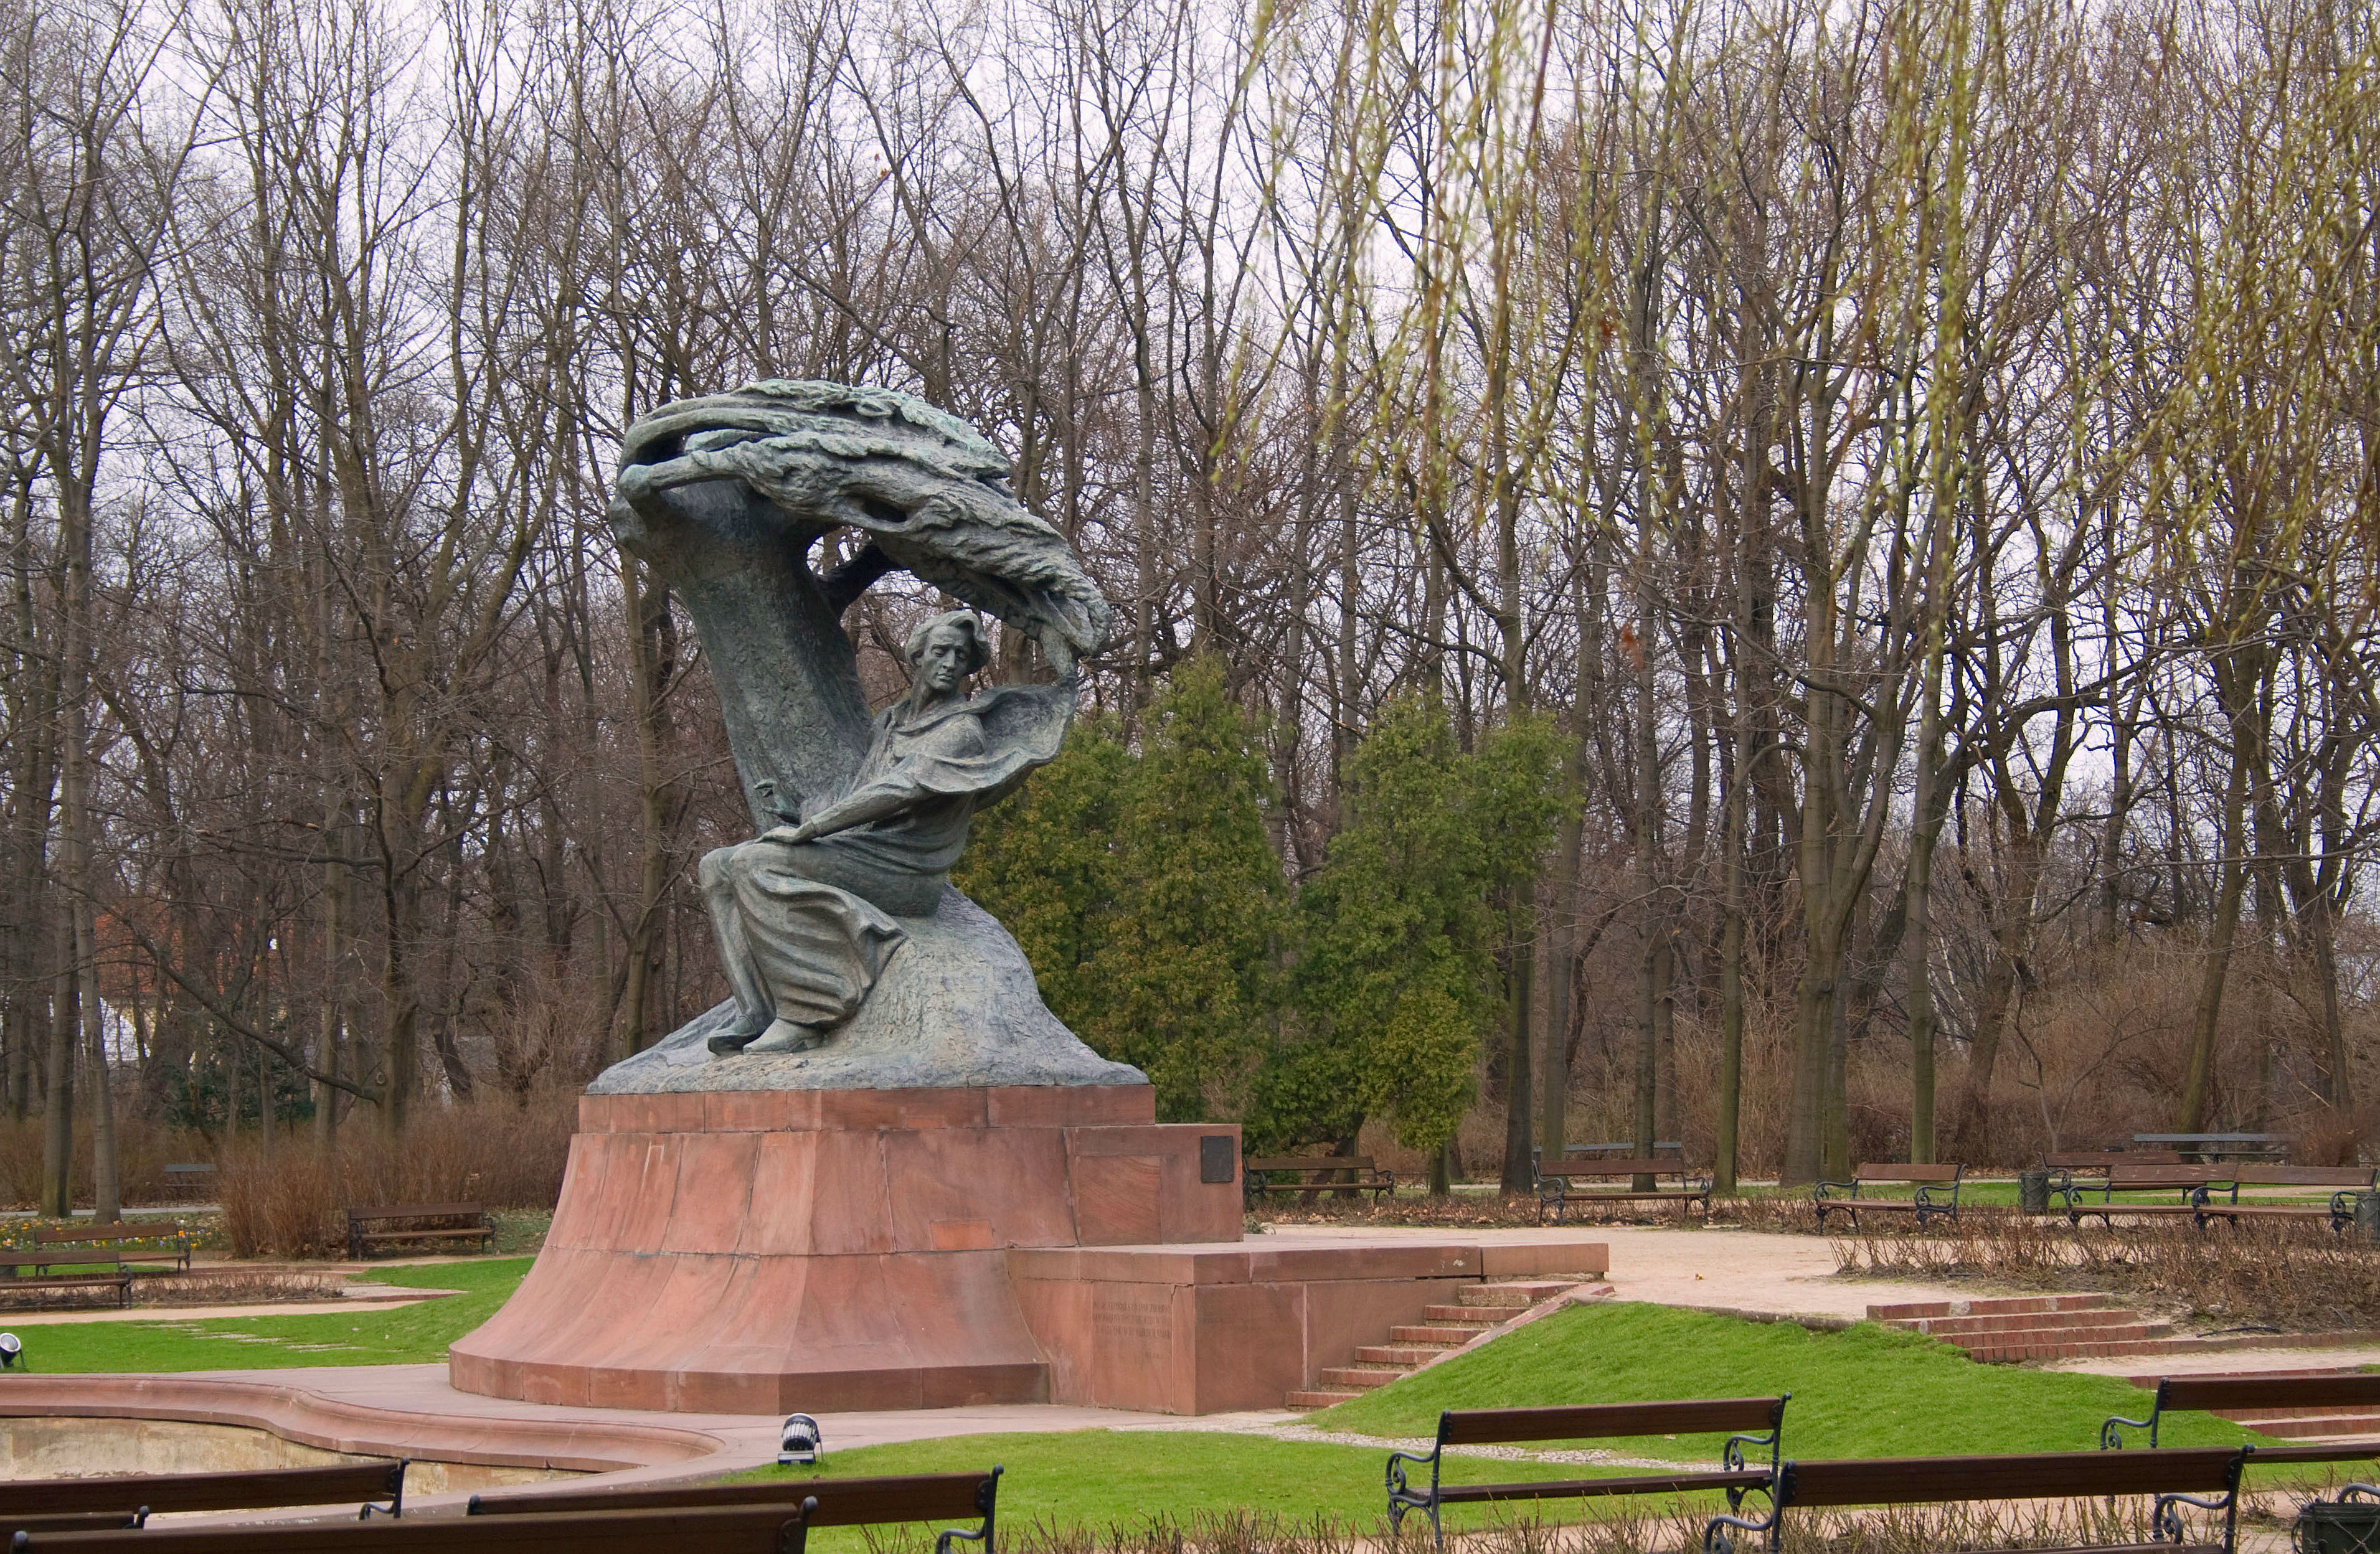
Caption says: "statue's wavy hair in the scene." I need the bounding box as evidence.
[902,610,993,676]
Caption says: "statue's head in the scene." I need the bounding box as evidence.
[904,610,992,700]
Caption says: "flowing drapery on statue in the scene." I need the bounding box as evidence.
[698,614,1077,1052]
[601,380,1130,1082]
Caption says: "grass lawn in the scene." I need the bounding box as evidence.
[6,1258,532,1373]
[1311,1301,2266,1460]
[722,1302,2357,1537]
[733,1429,1731,1539]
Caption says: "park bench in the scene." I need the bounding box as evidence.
[468,1466,1001,1553]
[1701,1445,2250,1553]
[2134,1133,2293,1162]
[1242,1155,1394,1205]
[2062,1164,2238,1224]
[1565,1140,1684,1156]
[1810,1164,1963,1230]
[160,1163,217,1200]
[344,1203,494,1259]
[6,1500,819,1554]
[35,1222,193,1272]
[0,1250,132,1307]
[2187,1166,2378,1233]
[1386,1397,1788,1545]
[1533,1155,1712,1225]
[2103,1373,2380,1448]
[0,1461,407,1533]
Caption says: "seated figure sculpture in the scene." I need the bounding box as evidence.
[702,609,1065,1055]
[600,379,1111,1076]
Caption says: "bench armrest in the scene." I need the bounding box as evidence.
[1722,1426,1782,1486]
[1385,1446,1441,1491]
[1385,1443,1444,1526]
[2151,1487,2234,1545]
[2099,1411,2157,1449]
[1811,1180,1858,1202]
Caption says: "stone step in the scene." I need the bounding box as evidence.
[1925,1321,2178,1347]
[1422,1305,1506,1326]
[2223,1413,2380,1438]
[2125,1367,2364,1385]
[1953,1329,2178,1362]
[1868,1293,2117,1321]
[1884,1308,2159,1338]
[1458,1281,1574,1309]
[1288,1277,1590,1411]
[1318,1366,1404,1390]
[2081,1330,2380,1359]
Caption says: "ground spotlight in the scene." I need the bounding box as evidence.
[778,1413,821,1466]
[0,1334,22,1370]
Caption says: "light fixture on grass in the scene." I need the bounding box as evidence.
[0,1334,22,1370]
[778,1413,822,1466]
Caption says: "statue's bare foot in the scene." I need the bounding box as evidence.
[707,1010,772,1056]
[743,1018,825,1055]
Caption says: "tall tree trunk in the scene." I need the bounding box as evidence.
[1716,732,1747,1194]
[1539,815,1582,1156]
[86,902,120,1225]
[40,930,75,1217]
[2178,717,2253,1131]
[1499,897,1536,1195]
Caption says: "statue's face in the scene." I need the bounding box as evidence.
[915,625,975,695]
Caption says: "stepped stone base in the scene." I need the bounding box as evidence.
[1871,1295,2380,1366]
[449,1085,1237,1413]
[451,1083,1610,1415]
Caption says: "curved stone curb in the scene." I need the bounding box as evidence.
[0,1374,729,1472]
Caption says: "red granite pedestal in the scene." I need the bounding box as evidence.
[449,1084,1607,1415]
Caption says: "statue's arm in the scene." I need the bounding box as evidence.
[819,542,897,615]
[773,713,996,843]
[773,780,915,843]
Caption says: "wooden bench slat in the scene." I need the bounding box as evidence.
[0,1514,143,1535]
[1978,1545,2224,1553]
[469,1471,991,1525]
[1436,1468,1770,1504]
[1850,1164,1963,1183]
[9,1501,815,1553]
[1781,1447,2242,1509]
[2160,1376,2380,1411]
[347,1203,486,1222]
[2236,1439,2380,1466]
[1539,1159,1698,1178]
[0,1462,404,1519]
[34,1223,187,1243]
[355,1228,494,1240]
[2227,1167,2376,1188]
[1443,1399,1786,1446]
